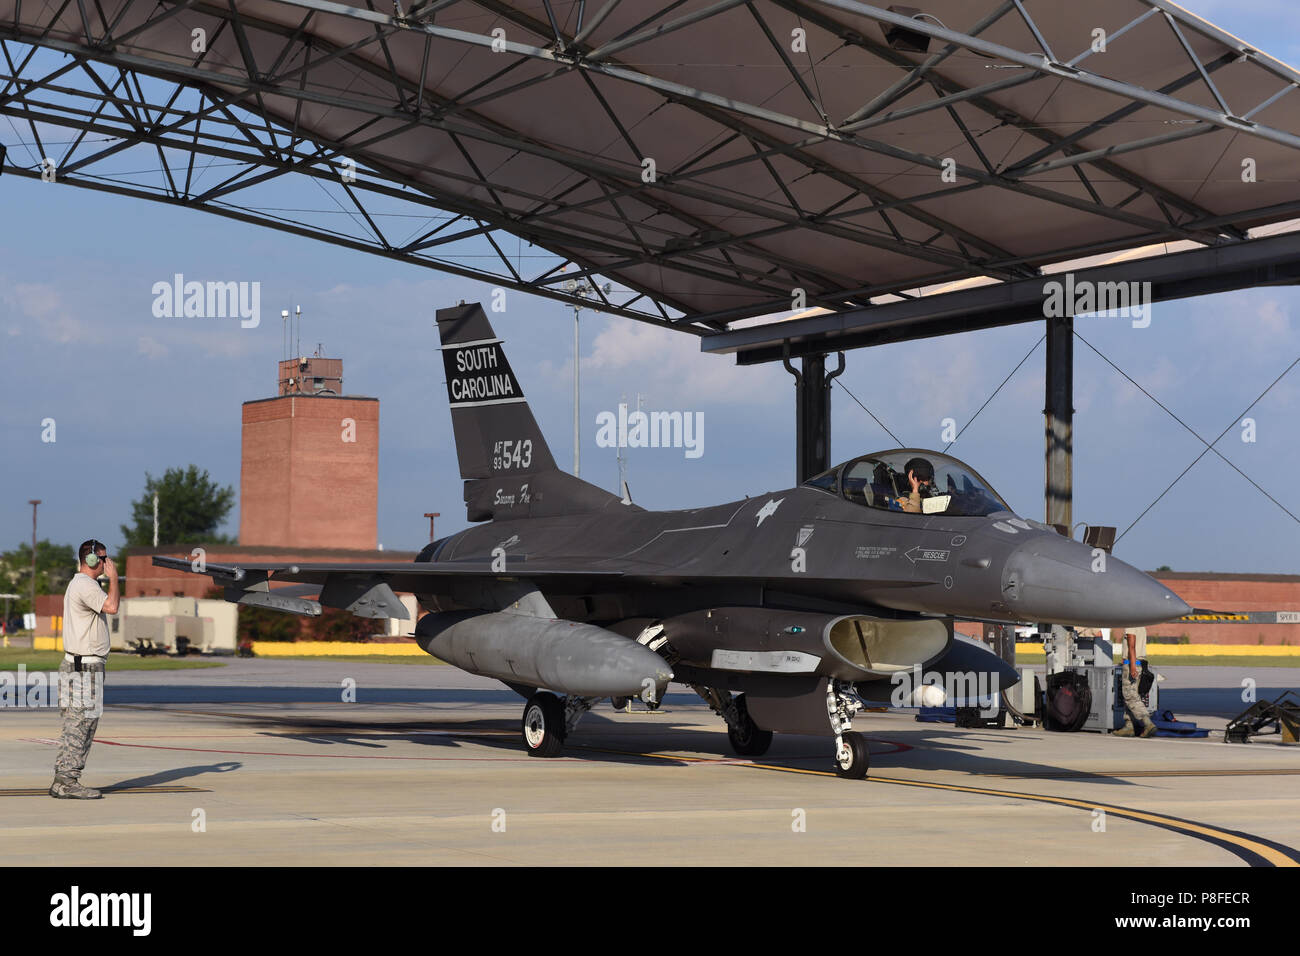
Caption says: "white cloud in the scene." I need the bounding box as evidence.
[12,282,61,318]
[4,281,96,343]
[179,328,260,358]
[543,317,787,408]
[897,342,990,427]
[1257,298,1290,339]
[137,335,169,359]
[1114,355,1178,408]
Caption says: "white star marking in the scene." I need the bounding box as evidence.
[756,498,784,526]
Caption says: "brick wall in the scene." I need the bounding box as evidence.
[240,394,379,549]
[954,572,1300,645]
[1149,573,1300,645]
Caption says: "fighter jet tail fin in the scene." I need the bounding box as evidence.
[437,300,559,480]
[437,301,633,522]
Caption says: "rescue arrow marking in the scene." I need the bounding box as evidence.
[905,547,950,564]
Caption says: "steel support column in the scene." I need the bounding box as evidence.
[785,351,844,483]
[1044,316,1074,529]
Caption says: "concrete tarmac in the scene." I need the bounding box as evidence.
[2,660,1298,866]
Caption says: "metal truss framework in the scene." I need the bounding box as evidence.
[708,229,1300,362]
[1,0,1298,338]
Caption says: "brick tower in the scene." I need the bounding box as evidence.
[239,352,378,548]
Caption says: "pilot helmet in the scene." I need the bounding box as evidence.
[904,456,935,488]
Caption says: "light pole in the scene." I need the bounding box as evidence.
[28,499,40,630]
[563,279,611,478]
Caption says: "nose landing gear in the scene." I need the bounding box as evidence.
[828,680,870,779]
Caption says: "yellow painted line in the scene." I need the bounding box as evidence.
[28,638,1296,656]
[577,745,1299,866]
[21,639,430,656]
[251,641,426,656]
[1014,642,1300,656]
[984,769,1300,779]
[853,775,1300,867]
[260,642,1296,657]
[0,786,209,797]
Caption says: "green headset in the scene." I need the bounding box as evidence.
[83,540,105,569]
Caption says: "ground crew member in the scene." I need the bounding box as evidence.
[1114,626,1157,738]
[50,540,118,799]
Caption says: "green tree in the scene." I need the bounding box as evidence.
[220,584,377,644]
[236,604,303,643]
[0,539,76,614]
[307,607,380,642]
[120,465,235,548]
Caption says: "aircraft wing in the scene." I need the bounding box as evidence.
[153,555,922,619]
[153,555,622,588]
[152,555,626,619]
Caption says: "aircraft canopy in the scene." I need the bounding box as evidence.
[805,449,1012,517]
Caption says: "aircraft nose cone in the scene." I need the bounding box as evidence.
[1001,534,1191,626]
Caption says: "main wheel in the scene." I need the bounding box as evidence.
[727,694,774,757]
[522,692,566,758]
[834,731,870,779]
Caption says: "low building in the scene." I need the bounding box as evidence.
[108,596,238,653]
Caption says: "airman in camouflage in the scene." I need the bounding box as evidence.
[50,540,118,800]
[51,660,105,798]
[1114,626,1157,738]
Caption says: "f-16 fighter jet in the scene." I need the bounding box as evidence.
[158,302,1190,778]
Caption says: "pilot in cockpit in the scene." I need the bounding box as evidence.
[895,456,935,513]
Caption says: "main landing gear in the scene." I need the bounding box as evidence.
[520,692,596,757]
[692,686,773,758]
[726,693,773,757]
[522,680,870,779]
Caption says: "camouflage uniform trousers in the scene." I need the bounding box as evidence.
[1119,665,1151,730]
[54,660,105,782]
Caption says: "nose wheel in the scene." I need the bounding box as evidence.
[522,691,565,757]
[834,731,870,779]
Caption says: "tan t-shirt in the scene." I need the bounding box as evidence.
[63,572,109,656]
[1076,627,1146,660]
[1126,627,1147,660]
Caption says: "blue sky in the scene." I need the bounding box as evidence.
[2,0,1298,575]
